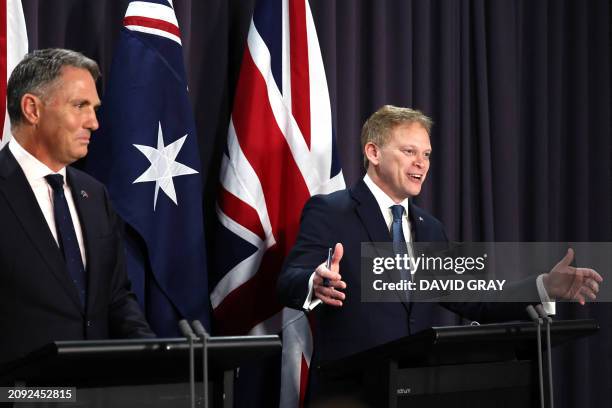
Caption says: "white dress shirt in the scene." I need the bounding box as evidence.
[303,173,554,314]
[363,174,413,245]
[9,139,87,267]
[303,174,413,310]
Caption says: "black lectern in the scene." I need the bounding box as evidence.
[317,319,598,408]
[0,335,281,407]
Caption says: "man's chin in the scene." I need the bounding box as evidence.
[70,149,89,163]
[405,187,422,197]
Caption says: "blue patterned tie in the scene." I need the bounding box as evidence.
[391,205,408,255]
[391,205,410,300]
[45,174,87,308]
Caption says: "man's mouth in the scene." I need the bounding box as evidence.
[408,173,423,182]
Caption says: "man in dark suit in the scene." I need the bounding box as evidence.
[277,105,602,391]
[0,48,154,366]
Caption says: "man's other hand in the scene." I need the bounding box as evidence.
[313,243,346,307]
[543,248,603,305]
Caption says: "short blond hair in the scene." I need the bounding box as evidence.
[361,105,433,169]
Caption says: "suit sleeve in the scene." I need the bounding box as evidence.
[420,215,540,323]
[442,277,540,323]
[278,195,336,310]
[103,187,156,338]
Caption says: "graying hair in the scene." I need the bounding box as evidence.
[7,48,100,125]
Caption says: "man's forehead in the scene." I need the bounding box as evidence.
[59,64,92,76]
[51,66,99,97]
[389,123,431,145]
[393,121,429,133]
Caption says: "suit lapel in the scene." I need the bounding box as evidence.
[0,148,83,311]
[67,168,101,313]
[350,180,411,309]
[409,202,442,242]
[350,180,391,244]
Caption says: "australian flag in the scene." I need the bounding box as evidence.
[86,0,209,335]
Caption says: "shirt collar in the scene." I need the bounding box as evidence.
[8,139,67,183]
[363,173,409,218]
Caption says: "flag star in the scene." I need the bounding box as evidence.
[133,122,198,210]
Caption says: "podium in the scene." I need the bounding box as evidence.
[0,335,281,407]
[317,319,598,407]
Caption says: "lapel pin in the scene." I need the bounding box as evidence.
[80,190,89,199]
[419,216,424,222]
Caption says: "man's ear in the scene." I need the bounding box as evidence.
[364,142,380,166]
[20,93,42,126]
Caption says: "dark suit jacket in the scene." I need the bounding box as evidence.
[0,147,154,366]
[278,180,538,364]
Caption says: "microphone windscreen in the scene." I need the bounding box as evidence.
[178,319,196,339]
[192,320,208,337]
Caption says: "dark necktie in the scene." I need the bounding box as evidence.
[45,174,87,308]
[391,205,411,301]
[391,205,408,255]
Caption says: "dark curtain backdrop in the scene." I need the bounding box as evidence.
[20,0,610,406]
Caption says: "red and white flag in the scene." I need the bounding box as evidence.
[210,0,344,406]
[0,0,28,149]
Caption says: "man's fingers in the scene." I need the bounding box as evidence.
[584,289,598,300]
[331,242,344,267]
[330,279,347,290]
[319,296,343,307]
[314,270,347,290]
[571,280,599,304]
[562,278,583,301]
[315,284,346,307]
[556,248,575,268]
[314,276,346,290]
[315,262,341,282]
[547,251,603,304]
[315,268,339,282]
[587,278,600,294]
[317,285,345,300]
[583,268,603,283]
[314,244,346,307]
[580,278,599,300]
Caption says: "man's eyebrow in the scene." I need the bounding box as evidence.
[72,98,102,107]
[400,144,431,150]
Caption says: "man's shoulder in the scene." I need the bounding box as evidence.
[0,145,18,177]
[409,202,440,222]
[409,201,447,237]
[306,187,353,211]
[66,166,107,193]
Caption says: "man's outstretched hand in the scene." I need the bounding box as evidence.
[543,248,603,305]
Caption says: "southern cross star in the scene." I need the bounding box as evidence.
[133,122,198,210]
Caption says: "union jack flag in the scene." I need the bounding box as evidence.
[0,0,28,149]
[210,0,344,406]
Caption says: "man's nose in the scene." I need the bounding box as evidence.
[85,109,99,131]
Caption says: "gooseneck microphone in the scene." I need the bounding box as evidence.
[535,304,554,408]
[526,305,545,408]
[179,319,197,408]
[192,320,209,408]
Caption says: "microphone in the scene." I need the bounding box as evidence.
[535,304,554,408]
[179,319,197,408]
[526,305,545,408]
[192,320,209,408]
